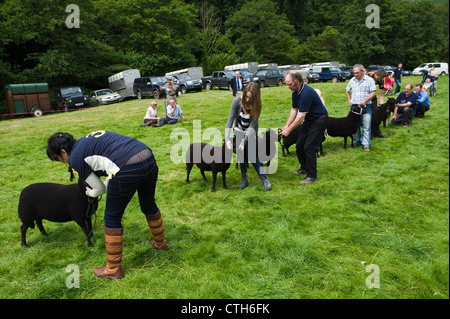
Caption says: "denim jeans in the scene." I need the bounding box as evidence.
[353,104,372,148]
[104,151,159,228]
[394,79,402,94]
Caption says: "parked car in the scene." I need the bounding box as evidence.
[171,74,203,94]
[251,68,284,87]
[89,89,123,106]
[201,71,236,90]
[340,66,354,77]
[133,76,167,99]
[307,72,320,83]
[366,65,394,73]
[309,66,350,83]
[55,86,90,110]
[239,70,253,85]
[412,62,448,75]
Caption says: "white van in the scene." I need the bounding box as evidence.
[412,62,448,75]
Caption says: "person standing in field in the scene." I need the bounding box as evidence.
[46,131,168,280]
[280,71,328,185]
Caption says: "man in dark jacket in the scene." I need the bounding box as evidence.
[230,71,244,97]
[393,63,403,94]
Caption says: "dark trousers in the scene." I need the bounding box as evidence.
[104,152,159,228]
[296,115,328,179]
[415,103,430,118]
[159,117,178,126]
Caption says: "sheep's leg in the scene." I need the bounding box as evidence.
[20,224,29,247]
[76,220,94,247]
[201,170,207,182]
[36,218,48,236]
[211,171,217,192]
[186,164,193,183]
[344,137,348,149]
[222,171,229,190]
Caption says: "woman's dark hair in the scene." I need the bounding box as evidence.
[46,132,76,161]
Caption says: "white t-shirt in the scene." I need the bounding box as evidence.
[144,107,157,119]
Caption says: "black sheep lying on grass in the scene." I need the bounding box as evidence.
[18,179,99,247]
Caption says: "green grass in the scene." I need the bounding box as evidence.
[0,76,448,299]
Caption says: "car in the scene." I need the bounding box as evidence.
[306,72,320,83]
[201,71,236,90]
[133,76,167,99]
[55,86,90,110]
[89,89,123,106]
[308,66,350,83]
[412,62,448,76]
[238,70,253,85]
[366,65,395,73]
[251,68,284,87]
[340,66,354,77]
[171,74,203,94]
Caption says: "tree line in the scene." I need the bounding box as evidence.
[0,0,448,97]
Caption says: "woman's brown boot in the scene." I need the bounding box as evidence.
[145,211,169,251]
[94,227,124,279]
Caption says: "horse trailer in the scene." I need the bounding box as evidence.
[4,83,52,117]
[108,69,141,99]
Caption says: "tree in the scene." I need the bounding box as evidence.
[225,0,298,64]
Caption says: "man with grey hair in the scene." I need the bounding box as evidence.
[345,64,376,152]
[280,71,328,185]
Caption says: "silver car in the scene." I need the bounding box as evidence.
[89,89,123,106]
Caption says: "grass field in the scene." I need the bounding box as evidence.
[0,76,448,299]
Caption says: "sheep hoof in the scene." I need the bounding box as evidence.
[211,188,216,193]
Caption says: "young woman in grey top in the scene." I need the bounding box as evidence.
[225,82,271,191]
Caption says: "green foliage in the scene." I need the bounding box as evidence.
[0,76,448,299]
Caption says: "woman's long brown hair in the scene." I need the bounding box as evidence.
[240,82,262,120]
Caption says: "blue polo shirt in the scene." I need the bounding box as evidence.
[292,83,328,123]
[396,92,418,114]
[68,131,148,180]
[415,90,430,106]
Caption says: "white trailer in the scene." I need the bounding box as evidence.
[224,62,259,75]
[108,69,141,98]
[165,67,204,80]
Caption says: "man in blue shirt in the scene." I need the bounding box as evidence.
[414,83,430,120]
[158,99,187,126]
[389,84,418,127]
[393,63,403,94]
[346,64,376,152]
[280,71,328,185]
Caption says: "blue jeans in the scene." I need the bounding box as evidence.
[353,104,372,148]
[394,79,401,94]
[104,151,159,228]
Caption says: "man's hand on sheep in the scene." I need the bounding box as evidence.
[86,187,93,197]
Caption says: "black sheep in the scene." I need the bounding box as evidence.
[372,98,396,131]
[325,106,361,149]
[18,179,98,247]
[234,128,278,168]
[278,125,323,157]
[186,142,233,192]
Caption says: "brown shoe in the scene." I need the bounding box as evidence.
[94,228,124,279]
[364,147,371,152]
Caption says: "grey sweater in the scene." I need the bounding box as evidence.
[225,96,259,147]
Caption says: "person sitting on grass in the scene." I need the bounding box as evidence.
[140,101,161,127]
[157,99,187,127]
[389,83,418,128]
[414,83,430,120]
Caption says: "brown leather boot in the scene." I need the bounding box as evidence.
[94,227,124,279]
[145,211,169,251]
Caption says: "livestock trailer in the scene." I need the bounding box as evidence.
[108,69,141,98]
[224,62,259,75]
[4,83,52,117]
[165,67,204,80]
